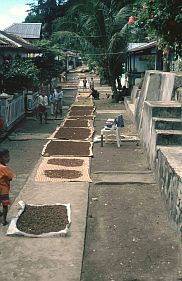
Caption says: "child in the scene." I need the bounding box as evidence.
[0,148,14,225]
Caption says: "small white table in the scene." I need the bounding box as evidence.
[101,125,121,148]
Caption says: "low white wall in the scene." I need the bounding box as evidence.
[135,70,178,131]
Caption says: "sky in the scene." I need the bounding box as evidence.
[0,0,34,30]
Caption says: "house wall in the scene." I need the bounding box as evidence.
[130,54,155,73]
[0,50,28,63]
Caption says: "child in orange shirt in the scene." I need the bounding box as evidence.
[0,148,14,225]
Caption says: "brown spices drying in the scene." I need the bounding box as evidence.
[16,205,69,235]
[44,169,82,179]
[47,158,84,166]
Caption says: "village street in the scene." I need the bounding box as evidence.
[0,71,181,281]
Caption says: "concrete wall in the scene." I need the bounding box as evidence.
[135,70,179,131]
[125,70,182,237]
[155,147,182,235]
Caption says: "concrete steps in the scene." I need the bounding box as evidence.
[153,117,182,130]
[150,102,182,146]
[156,129,182,145]
[148,101,182,119]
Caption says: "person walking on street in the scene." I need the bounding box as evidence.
[83,77,87,90]
[37,87,48,124]
[49,92,55,116]
[54,86,63,118]
[89,77,94,89]
[0,148,14,226]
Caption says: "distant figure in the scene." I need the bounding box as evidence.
[83,77,87,90]
[117,86,128,102]
[89,77,94,89]
[0,148,14,226]
[124,79,129,88]
[49,92,55,116]
[37,87,48,124]
[54,86,63,118]
[88,88,100,100]
[122,86,128,96]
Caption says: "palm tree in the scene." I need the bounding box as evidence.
[52,0,132,99]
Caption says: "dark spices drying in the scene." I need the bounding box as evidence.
[67,115,93,120]
[45,169,82,179]
[44,141,91,156]
[64,119,89,127]
[47,158,84,166]
[68,110,93,116]
[70,106,94,111]
[16,205,69,235]
[54,127,92,140]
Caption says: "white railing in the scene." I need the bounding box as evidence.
[0,94,25,130]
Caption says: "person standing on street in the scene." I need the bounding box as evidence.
[37,87,48,124]
[83,77,87,90]
[0,148,14,226]
[54,86,63,118]
[49,91,55,116]
[89,77,94,89]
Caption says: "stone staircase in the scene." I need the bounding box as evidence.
[153,117,182,130]
[149,101,182,146]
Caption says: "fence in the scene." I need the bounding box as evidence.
[0,93,25,130]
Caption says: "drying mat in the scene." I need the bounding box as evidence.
[68,109,94,116]
[62,118,92,128]
[7,201,71,237]
[52,127,94,141]
[67,115,94,120]
[42,140,93,157]
[35,156,91,182]
[70,105,94,111]
[48,125,94,139]
[72,100,94,106]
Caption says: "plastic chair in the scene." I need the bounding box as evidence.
[101,125,120,148]
[100,115,124,148]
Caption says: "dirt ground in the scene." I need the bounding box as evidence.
[0,74,182,281]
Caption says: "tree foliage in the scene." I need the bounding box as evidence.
[33,39,64,91]
[25,0,70,37]
[133,0,182,54]
[53,0,132,97]
[2,58,39,92]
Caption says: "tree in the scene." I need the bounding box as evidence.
[25,0,69,37]
[33,39,64,92]
[133,0,182,70]
[53,0,132,100]
[1,58,39,93]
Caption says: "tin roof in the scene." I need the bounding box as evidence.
[0,30,39,52]
[128,41,157,52]
[4,23,42,39]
